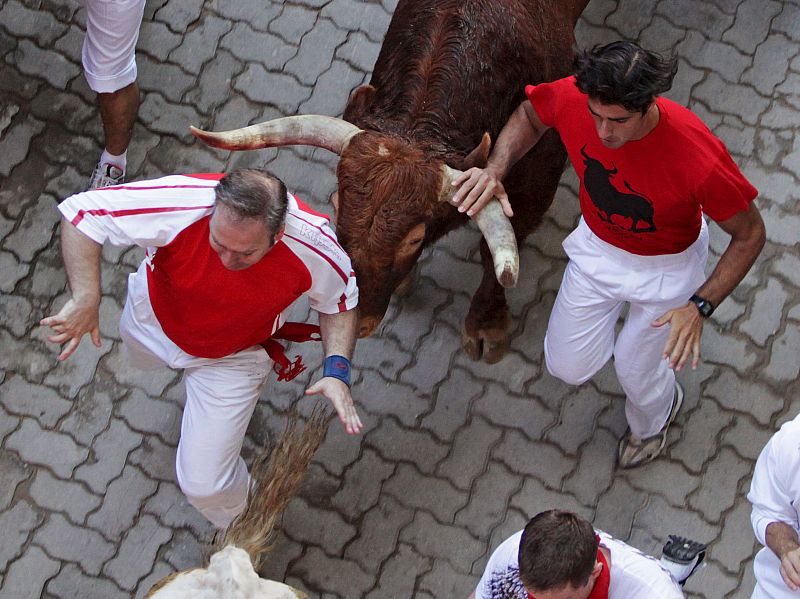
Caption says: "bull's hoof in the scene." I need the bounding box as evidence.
[461,329,509,363]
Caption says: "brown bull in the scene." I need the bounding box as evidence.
[193,0,591,362]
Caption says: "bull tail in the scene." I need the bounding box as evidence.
[214,403,331,570]
[623,180,653,205]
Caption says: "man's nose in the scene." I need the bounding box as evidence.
[598,120,611,137]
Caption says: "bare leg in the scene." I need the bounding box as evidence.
[98,81,139,155]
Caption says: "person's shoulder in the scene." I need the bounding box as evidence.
[600,532,683,599]
[767,415,800,459]
[283,194,350,267]
[657,98,724,148]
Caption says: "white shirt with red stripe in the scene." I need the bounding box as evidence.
[58,173,358,359]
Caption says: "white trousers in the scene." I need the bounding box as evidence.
[82,0,146,93]
[544,218,708,438]
[118,263,271,528]
[752,547,796,599]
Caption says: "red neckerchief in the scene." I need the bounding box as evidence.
[527,545,610,599]
[260,323,321,381]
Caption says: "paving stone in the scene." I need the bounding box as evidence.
[0,293,34,337]
[511,477,591,523]
[639,15,688,54]
[688,447,751,522]
[168,14,232,75]
[0,375,72,427]
[761,204,800,246]
[383,278,451,352]
[2,544,60,598]
[472,384,555,441]
[0,329,52,381]
[0,112,45,178]
[354,375,428,427]
[59,386,116,446]
[138,93,203,141]
[143,481,213,537]
[234,63,311,114]
[712,500,759,574]
[137,20,182,62]
[455,462,521,538]
[34,512,115,575]
[384,462,468,522]
[679,33,750,85]
[306,416,362,478]
[1,0,68,45]
[545,386,610,455]
[211,94,262,131]
[184,49,243,115]
[344,495,414,573]
[76,418,141,493]
[210,0,283,32]
[593,478,648,539]
[285,19,349,87]
[134,561,176,599]
[742,34,795,95]
[258,531,305,583]
[773,3,800,41]
[657,0,735,39]
[270,4,319,42]
[160,528,202,572]
[722,0,783,54]
[492,431,573,489]
[152,0,204,32]
[702,324,758,372]
[331,448,394,519]
[365,416,447,475]
[740,278,788,346]
[292,546,373,597]
[30,87,95,134]
[0,449,29,510]
[4,194,58,262]
[721,415,777,463]
[0,62,40,102]
[41,334,111,399]
[282,496,357,554]
[6,417,88,477]
[399,510,484,572]
[563,426,617,506]
[11,39,81,89]
[118,389,181,443]
[684,558,740,598]
[705,370,784,425]
[45,563,129,599]
[128,434,177,482]
[420,369,482,441]
[145,136,227,176]
[29,468,101,524]
[694,73,771,126]
[764,324,800,382]
[364,543,431,599]
[603,0,658,38]
[220,23,296,68]
[0,500,41,571]
[321,0,392,43]
[436,417,503,491]
[418,557,477,599]
[88,465,158,541]
[742,163,796,206]
[102,514,172,591]
[453,347,535,396]
[671,399,736,473]
[353,330,414,378]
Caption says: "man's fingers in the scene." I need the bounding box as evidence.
[498,194,514,218]
[780,564,800,591]
[58,338,80,362]
[690,337,701,370]
[47,332,72,344]
[652,311,671,328]
[90,327,102,348]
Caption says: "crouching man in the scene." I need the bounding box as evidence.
[41,169,362,528]
[469,510,688,599]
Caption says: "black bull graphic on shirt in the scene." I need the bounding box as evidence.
[580,145,657,233]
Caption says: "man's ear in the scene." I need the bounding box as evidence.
[274,225,285,243]
[589,560,603,584]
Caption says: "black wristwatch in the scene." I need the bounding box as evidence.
[689,294,715,318]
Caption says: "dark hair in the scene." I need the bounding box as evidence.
[518,510,598,591]
[573,41,678,114]
[214,169,288,236]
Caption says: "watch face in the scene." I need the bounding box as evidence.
[691,295,713,317]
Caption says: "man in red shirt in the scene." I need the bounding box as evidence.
[452,41,765,468]
[41,169,362,526]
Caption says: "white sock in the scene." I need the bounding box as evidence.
[100,149,127,173]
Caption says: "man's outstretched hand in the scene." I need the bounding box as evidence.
[306,377,363,435]
[40,296,101,361]
[652,302,703,371]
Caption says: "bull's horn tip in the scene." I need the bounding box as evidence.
[499,269,518,289]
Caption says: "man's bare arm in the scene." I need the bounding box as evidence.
[305,308,363,435]
[39,219,104,361]
[451,100,551,217]
[654,202,766,370]
[765,521,800,591]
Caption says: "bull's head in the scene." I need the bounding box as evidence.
[191,116,518,337]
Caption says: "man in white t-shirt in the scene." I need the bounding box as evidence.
[469,510,685,599]
[748,414,800,598]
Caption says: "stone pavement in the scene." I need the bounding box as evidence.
[1,0,799,597]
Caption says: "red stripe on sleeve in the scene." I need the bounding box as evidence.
[71,204,213,226]
[284,233,348,283]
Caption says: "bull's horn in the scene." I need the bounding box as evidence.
[440,165,519,288]
[190,115,362,156]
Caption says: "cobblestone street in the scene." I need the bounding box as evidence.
[1,0,799,597]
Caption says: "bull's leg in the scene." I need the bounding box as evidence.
[463,240,511,363]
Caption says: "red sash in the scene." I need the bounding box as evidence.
[528,547,610,599]
[260,323,321,381]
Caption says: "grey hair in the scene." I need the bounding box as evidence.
[214,169,289,236]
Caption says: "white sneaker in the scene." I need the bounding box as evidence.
[87,163,125,190]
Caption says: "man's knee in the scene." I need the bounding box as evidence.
[176,469,247,528]
[543,335,599,386]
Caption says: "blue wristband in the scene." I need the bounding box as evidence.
[323,355,352,387]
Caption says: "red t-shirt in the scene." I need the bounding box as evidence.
[526,77,757,255]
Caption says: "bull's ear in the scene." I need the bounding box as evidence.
[395,223,426,260]
[344,85,377,121]
[462,132,492,169]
